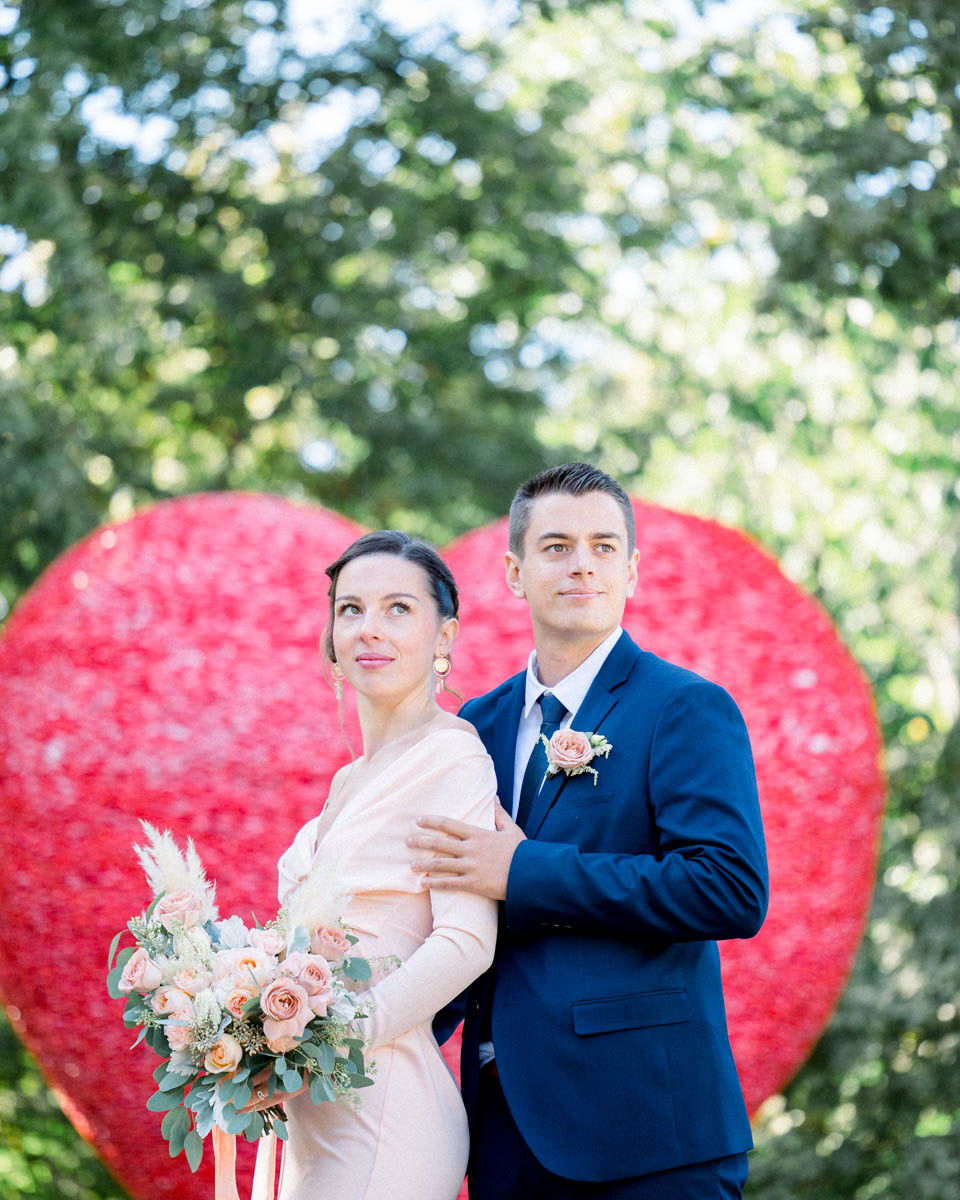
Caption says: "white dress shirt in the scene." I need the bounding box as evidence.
[510,625,624,817]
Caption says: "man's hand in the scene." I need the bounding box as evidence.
[408,802,525,900]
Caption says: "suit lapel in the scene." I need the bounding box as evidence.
[525,631,641,837]
[492,676,525,807]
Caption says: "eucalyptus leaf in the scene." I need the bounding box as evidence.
[183,1129,203,1173]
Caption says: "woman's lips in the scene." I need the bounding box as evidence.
[355,653,394,668]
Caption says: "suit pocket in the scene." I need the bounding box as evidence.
[571,789,615,809]
[572,989,691,1035]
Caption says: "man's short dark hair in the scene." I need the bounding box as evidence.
[508,462,636,556]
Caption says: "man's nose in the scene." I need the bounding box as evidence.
[568,544,593,573]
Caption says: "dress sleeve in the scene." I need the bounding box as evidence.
[358,740,499,1050]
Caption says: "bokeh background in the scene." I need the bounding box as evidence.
[0,0,957,1197]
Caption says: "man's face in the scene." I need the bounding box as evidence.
[505,490,639,644]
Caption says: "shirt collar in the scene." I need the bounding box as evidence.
[522,627,624,721]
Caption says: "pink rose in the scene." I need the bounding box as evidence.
[248,927,285,956]
[166,1021,193,1052]
[153,890,203,931]
[151,985,193,1019]
[118,948,164,994]
[173,965,213,996]
[547,729,595,769]
[310,924,350,961]
[283,952,335,1018]
[222,983,257,1020]
[260,977,312,1051]
[204,1033,242,1074]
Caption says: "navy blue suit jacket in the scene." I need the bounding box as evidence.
[437,630,768,1182]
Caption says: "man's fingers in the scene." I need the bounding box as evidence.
[415,814,472,837]
[411,856,468,874]
[407,834,463,855]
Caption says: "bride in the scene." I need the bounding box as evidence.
[249,530,498,1199]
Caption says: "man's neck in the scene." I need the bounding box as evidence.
[532,628,617,688]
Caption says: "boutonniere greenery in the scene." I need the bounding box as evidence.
[541,729,613,785]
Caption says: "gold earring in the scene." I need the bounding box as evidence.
[433,653,452,695]
[331,662,344,702]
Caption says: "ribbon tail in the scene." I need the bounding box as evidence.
[251,1131,279,1200]
[212,1126,242,1200]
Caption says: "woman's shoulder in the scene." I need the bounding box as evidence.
[416,715,490,756]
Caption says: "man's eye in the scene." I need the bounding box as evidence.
[596,543,616,553]
[546,543,568,553]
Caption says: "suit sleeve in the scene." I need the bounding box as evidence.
[359,747,499,1049]
[504,680,768,942]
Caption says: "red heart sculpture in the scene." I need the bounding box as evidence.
[0,493,884,1199]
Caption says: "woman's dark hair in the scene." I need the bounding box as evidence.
[323,531,459,662]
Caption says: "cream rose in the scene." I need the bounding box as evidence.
[248,927,285,957]
[260,977,312,1051]
[173,964,213,996]
[310,924,350,961]
[118,948,164,994]
[151,985,193,1018]
[153,890,203,931]
[214,946,275,988]
[204,1033,243,1074]
[547,729,595,769]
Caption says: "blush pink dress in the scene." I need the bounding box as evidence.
[265,716,498,1200]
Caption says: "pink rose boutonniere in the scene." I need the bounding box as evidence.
[541,729,613,785]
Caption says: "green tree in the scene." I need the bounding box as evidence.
[1,1,959,1198]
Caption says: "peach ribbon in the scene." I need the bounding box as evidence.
[211,1127,279,1200]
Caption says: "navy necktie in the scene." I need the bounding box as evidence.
[515,693,568,830]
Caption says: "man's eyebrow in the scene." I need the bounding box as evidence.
[535,531,623,542]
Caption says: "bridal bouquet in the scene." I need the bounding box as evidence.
[107,823,373,1172]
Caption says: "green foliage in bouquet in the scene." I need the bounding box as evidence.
[105,828,374,1172]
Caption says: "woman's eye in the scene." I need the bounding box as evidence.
[390,602,410,614]
[337,602,361,616]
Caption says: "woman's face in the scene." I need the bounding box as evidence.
[331,554,456,705]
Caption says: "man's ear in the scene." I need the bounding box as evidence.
[625,547,640,598]
[504,550,525,599]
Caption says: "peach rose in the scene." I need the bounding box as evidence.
[153,890,203,931]
[173,965,213,996]
[165,1019,193,1052]
[118,948,164,994]
[248,927,285,957]
[547,729,595,769]
[283,952,335,1018]
[310,924,350,961]
[260,977,312,1051]
[151,985,193,1019]
[222,983,257,1020]
[203,1033,242,1074]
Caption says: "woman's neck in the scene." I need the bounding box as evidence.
[356,688,441,760]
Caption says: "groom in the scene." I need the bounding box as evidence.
[411,462,768,1199]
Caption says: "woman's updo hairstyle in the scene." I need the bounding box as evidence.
[322,530,459,664]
